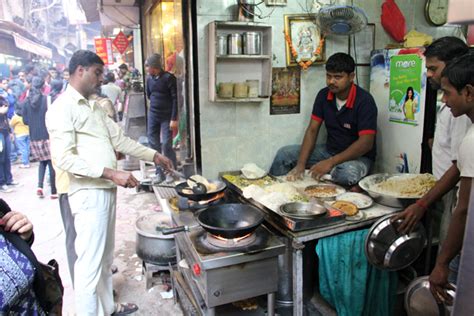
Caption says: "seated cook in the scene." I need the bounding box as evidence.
[270,52,378,186]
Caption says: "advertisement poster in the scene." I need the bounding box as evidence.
[270,67,300,115]
[388,54,422,126]
[94,38,113,65]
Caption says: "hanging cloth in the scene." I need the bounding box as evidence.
[381,0,406,42]
[316,229,399,316]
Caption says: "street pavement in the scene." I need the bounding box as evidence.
[2,161,183,315]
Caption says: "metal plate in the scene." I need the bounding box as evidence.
[279,202,327,219]
[405,276,455,316]
[364,214,427,270]
[336,192,373,209]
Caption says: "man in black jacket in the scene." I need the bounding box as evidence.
[145,54,178,180]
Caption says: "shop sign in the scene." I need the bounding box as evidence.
[113,31,129,54]
[95,38,113,65]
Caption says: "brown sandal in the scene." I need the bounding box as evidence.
[111,303,139,315]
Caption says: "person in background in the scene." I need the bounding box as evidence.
[393,37,471,284]
[428,53,474,305]
[145,53,178,182]
[48,66,59,81]
[48,79,63,104]
[101,72,124,110]
[90,89,117,122]
[270,53,378,186]
[0,96,18,193]
[10,107,30,169]
[22,77,57,199]
[0,199,46,314]
[46,50,173,316]
[62,69,70,91]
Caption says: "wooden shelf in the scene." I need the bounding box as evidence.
[208,21,273,103]
[215,96,270,103]
[217,55,271,60]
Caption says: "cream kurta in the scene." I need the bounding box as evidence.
[46,85,156,195]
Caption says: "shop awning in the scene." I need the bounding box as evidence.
[12,32,52,59]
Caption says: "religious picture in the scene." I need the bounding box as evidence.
[270,67,301,115]
[284,15,325,67]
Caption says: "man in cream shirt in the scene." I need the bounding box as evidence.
[46,50,172,316]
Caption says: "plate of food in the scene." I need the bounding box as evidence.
[303,184,346,200]
[336,192,373,209]
[240,163,268,180]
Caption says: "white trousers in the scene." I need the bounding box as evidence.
[69,188,116,316]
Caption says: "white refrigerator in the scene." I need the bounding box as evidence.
[369,47,431,174]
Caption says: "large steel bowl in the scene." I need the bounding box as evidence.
[358,173,420,208]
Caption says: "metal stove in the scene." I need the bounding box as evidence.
[170,200,285,316]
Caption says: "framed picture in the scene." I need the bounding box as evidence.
[284,14,325,67]
[265,0,287,5]
[270,67,301,115]
[348,23,375,66]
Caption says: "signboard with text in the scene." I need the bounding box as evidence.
[94,38,113,65]
[113,31,129,55]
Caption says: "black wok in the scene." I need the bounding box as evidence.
[161,203,265,239]
[175,180,227,201]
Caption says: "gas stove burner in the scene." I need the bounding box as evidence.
[191,226,270,254]
[206,232,257,248]
[178,192,226,211]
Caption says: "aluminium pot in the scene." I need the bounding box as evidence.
[135,213,176,265]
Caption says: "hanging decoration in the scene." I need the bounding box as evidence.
[285,32,325,70]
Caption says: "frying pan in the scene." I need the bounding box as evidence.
[175,180,227,201]
[161,203,265,239]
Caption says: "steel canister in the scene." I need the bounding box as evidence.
[217,35,227,55]
[242,31,261,55]
[228,33,242,55]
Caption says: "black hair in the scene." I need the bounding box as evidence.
[405,87,414,102]
[325,53,355,74]
[0,95,6,106]
[48,66,57,71]
[441,52,474,93]
[424,36,468,62]
[69,50,104,74]
[118,63,128,70]
[104,72,115,84]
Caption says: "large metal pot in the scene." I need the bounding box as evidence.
[135,213,176,265]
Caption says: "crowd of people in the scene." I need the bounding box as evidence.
[0,62,133,196]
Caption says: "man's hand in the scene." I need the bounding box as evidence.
[286,165,305,181]
[392,203,426,234]
[102,168,138,188]
[309,158,334,180]
[170,120,178,131]
[1,211,33,240]
[153,152,173,171]
[429,263,455,305]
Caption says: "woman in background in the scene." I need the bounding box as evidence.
[22,77,57,199]
[403,86,418,121]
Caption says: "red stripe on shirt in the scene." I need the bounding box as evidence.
[311,114,323,122]
[326,84,357,109]
[358,129,376,136]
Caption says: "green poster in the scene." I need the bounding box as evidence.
[388,54,422,126]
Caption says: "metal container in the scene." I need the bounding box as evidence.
[216,35,227,56]
[135,213,176,265]
[227,33,242,55]
[242,31,261,55]
[359,173,420,208]
[405,276,455,316]
[279,202,326,219]
[365,214,426,271]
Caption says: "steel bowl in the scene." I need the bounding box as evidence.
[405,276,455,316]
[279,202,327,219]
[359,173,420,208]
[365,214,426,271]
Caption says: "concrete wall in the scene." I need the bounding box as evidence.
[196,0,464,178]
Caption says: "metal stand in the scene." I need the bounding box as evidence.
[142,261,174,290]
